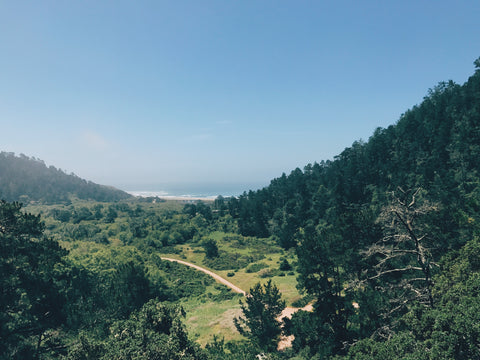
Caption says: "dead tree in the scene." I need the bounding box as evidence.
[361,187,439,330]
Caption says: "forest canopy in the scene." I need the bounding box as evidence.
[0,152,132,203]
[1,57,480,359]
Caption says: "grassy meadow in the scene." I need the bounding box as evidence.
[24,199,303,346]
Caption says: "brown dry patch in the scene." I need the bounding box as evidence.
[276,303,314,351]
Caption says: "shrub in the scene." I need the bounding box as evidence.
[259,269,273,278]
[246,262,268,273]
[202,239,219,259]
[204,252,249,270]
[279,258,292,271]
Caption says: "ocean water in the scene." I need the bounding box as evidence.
[122,182,267,199]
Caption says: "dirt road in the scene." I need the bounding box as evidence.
[161,257,313,350]
[160,257,246,296]
[279,303,313,321]
[276,303,314,350]
[160,257,313,316]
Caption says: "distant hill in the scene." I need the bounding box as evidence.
[214,58,480,358]
[0,152,132,203]
[228,58,480,249]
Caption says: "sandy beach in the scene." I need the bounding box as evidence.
[126,190,217,201]
[159,196,216,202]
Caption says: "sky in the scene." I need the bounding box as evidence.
[1,1,479,194]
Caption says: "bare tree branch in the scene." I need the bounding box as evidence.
[366,266,424,280]
[362,188,439,320]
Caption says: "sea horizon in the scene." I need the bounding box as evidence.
[120,181,268,199]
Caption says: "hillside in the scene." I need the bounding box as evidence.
[0,152,132,203]
[220,57,480,357]
[230,58,480,251]
[1,59,480,359]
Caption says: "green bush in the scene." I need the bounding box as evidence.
[203,252,249,270]
[259,268,273,278]
[245,262,268,273]
[279,258,292,271]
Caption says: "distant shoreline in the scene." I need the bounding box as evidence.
[125,191,218,201]
[158,195,216,202]
[121,182,265,200]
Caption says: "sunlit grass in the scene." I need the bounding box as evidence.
[159,232,301,305]
[180,285,245,346]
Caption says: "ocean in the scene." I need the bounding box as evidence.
[122,182,267,199]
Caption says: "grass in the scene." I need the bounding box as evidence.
[180,285,245,346]
[156,231,303,345]
[216,259,301,305]
[27,202,302,345]
[159,232,302,305]
[179,268,301,346]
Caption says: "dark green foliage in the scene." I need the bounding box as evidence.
[294,222,355,356]
[2,58,480,359]
[203,251,249,270]
[66,300,205,360]
[0,200,217,359]
[109,261,153,318]
[102,300,205,360]
[64,333,105,360]
[0,152,131,203]
[204,336,263,360]
[0,201,67,359]
[286,310,336,358]
[245,262,268,273]
[279,258,292,271]
[220,58,480,357]
[72,206,94,223]
[203,238,219,259]
[51,208,72,222]
[226,59,480,256]
[183,202,213,222]
[157,258,214,298]
[105,205,118,223]
[345,332,428,360]
[234,280,285,352]
[345,237,480,360]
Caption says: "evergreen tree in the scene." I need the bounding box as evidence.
[234,280,285,352]
[0,201,67,359]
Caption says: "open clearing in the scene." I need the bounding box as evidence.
[161,256,312,347]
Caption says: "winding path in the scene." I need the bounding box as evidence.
[161,256,313,350]
[160,257,312,318]
[160,257,247,295]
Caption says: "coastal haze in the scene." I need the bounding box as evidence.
[2,2,480,358]
[1,1,479,193]
[124,181,266,199]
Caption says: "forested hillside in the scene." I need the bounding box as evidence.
[222,58,480,358]
[0,152,132,203]
[230,60,480,249]
[1,59,480,359]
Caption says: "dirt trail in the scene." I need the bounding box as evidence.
[279,303,313,321]
[160,257,246,295]
[276,303,314,351]
[161,257,313,350]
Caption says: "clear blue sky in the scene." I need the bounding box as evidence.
[1,1,479,192]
